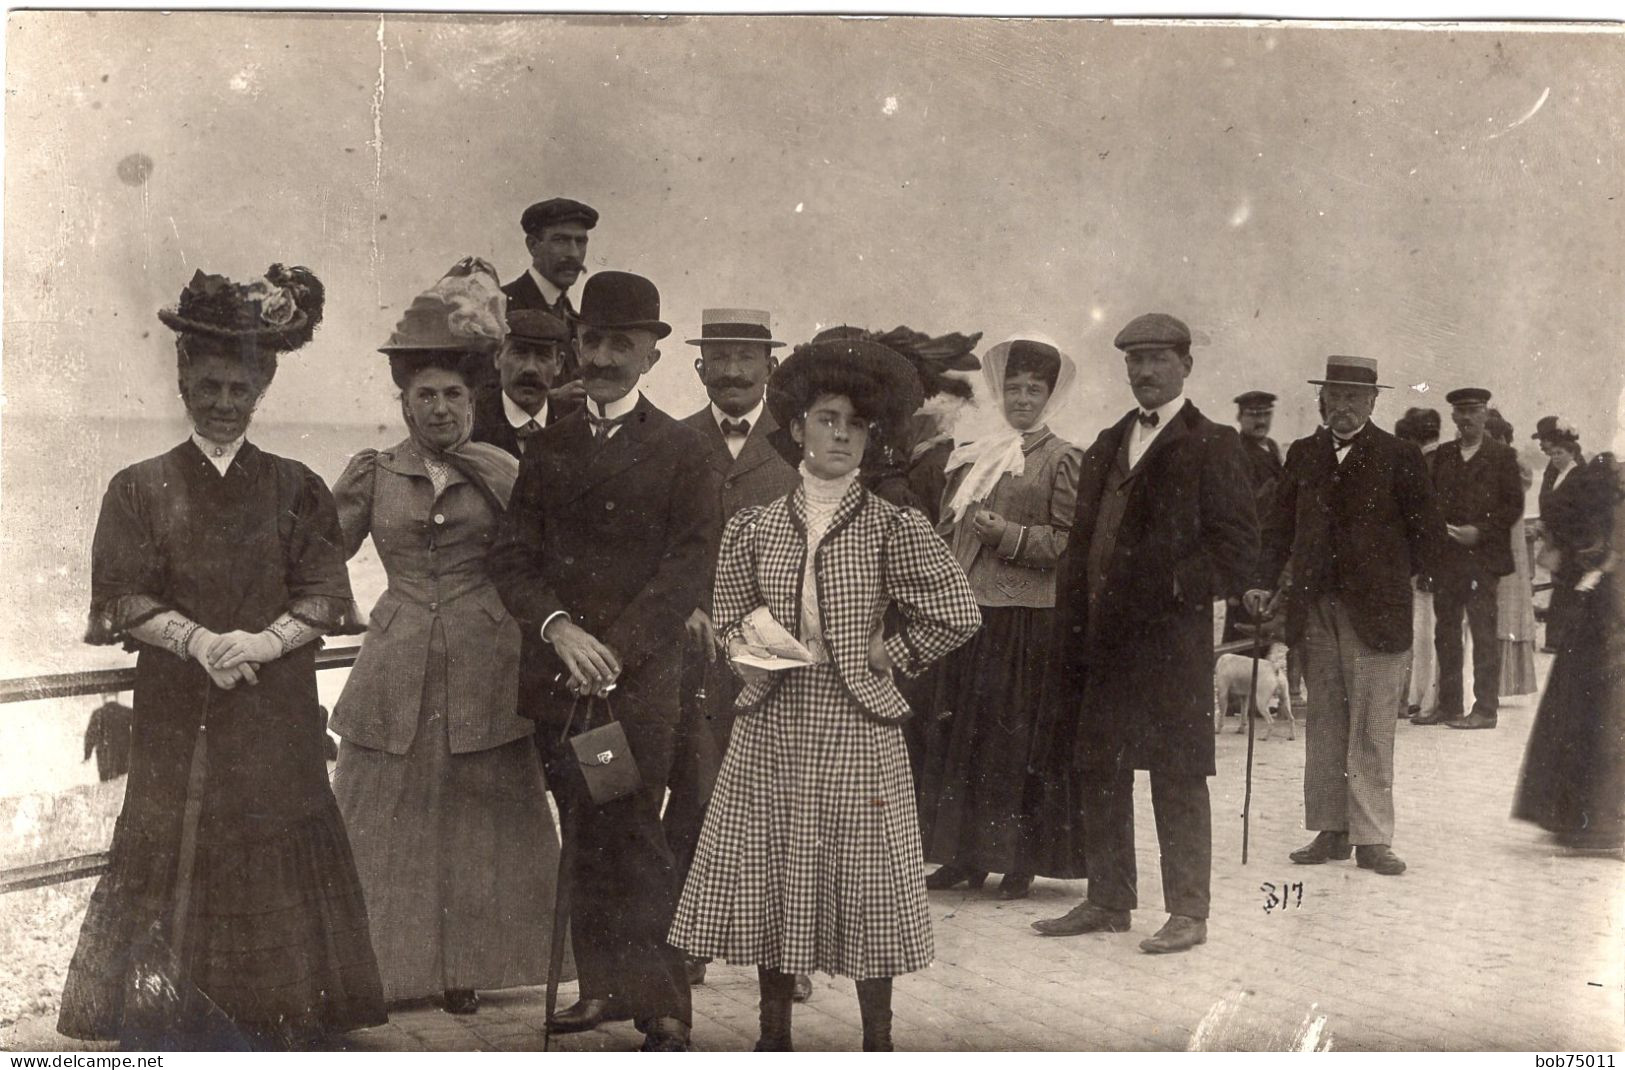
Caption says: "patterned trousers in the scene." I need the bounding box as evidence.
[1301,596,1411,846]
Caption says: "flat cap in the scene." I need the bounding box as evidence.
[1234,390,1277,409]
[1445,387,1492,407]
[521,198,599,235]
[506,308,572,345]
[1114,312,1191,352]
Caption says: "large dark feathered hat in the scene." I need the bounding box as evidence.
[158,264,325,352]
[765,331,924,436]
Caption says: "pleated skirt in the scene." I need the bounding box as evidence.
[668,662,932,980]
[331,621,562,1001]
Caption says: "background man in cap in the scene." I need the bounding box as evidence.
[1412,387,1524,730]
[501,197,598,407]
[489,270,720,1052]
[1234,391,1284,505]
[471,307,578,458]
[1246,356,1442,877]
[1034,312,1256,954]
[661,307,801,992]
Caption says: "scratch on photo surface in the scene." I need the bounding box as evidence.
[1290,1004,1333,1051]
[168,217,186,266]
[369,15,387,304]
[1186,988,1245,1050]
[1487,87,1550,140]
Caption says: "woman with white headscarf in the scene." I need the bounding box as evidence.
[329,259,560,1013]
[918,337,1087,899]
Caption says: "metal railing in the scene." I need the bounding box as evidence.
[0,644,361,895]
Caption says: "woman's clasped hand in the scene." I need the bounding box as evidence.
[190,627,284,688]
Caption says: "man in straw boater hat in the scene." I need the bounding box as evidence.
[661,307,802,991]
[1245,355,1443,876]
[488,271,721,1051]
[471,307,579,458]
[1033,312,1257,954]
[1410,387,1525,730]
[498,196,598,409]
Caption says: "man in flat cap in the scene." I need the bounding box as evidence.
[1245,357,1442,877]
[489,270,720,1051]
[1034,312,1257,954]
[1234,391,1284,506]
[660,307,803,990]
[472,308,579,458]
[1411,387,1524,730]
[501,197,599,408]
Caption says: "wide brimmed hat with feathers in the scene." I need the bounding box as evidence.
[158,264,325,352]
[379,257,507,355]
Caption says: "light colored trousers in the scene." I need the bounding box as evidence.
[1302,595,1411,845]
[1406,585,1436,711]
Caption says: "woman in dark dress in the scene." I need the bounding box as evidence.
[57,267,386,1049]
[919,338,1085,899]
[1533,418,1590,651]
[669,338,981,1052]
[1513,452,1625,849]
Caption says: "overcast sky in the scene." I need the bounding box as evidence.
[5,13,1622,450]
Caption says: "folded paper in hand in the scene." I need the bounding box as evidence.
[731,607,817,671]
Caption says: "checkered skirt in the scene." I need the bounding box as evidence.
[667,660,933,979]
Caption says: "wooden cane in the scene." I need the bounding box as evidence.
[1241,622,1263,865]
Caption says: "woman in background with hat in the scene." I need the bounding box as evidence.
[917,336,1086,900]
[59,265,386,1049]
[328,259,560,1014]
[1532,416,1590,651]
[668,337,981,1052]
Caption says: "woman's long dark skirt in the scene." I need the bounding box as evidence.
[918,606,1086,878]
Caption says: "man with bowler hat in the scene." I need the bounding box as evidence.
[1032,312,1257,954]
[501,197,598,407]
[1411,387,1524,730]
[661,307,801,991]
[1245,356,1442,876]
[489,270,720,1051]
[472,307,578,458]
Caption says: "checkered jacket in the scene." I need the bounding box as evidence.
[716,481,981,722]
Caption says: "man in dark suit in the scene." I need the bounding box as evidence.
[1235,390,1284,504]
[1411,387,1524,730]
[489,271,720,1052]
[1246,356,1443,876]
[471,308,576,458]
[1032,312,1257,954]
[498,197,597,407]
[661,307,800,987]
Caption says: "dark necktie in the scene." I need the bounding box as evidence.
[1136,410,1159,428]
[515,419,541,454]
[720,418,751,438]
[1332,435,1355,454]
[587,412,629,444]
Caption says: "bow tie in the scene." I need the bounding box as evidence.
[720,417,751,438]
[1136,410,1160,429]
[1331,435,1356,453]
[586,411,631,442]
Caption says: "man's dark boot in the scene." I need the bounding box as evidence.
[755,967,796,1052]
[856,977,894,1052]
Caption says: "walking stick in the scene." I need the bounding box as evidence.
[543,786,578,1052]
[1241,622,1263,866]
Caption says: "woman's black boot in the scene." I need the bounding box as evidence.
[856,977,894,1052]
[755,967,796,1052]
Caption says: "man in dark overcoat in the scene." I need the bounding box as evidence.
[1235,389,1285,505]
[496,197,596,409]
[1246,356,1443,876]
[1032,312,1257,955]
[661,307,799,988]
[1411,387,1524,730]
[471,308,576,458]
[488,271,721,1051]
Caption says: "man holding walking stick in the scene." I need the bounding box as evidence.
[1245,356,1443,877]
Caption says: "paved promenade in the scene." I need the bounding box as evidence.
[6,651,1620,1052]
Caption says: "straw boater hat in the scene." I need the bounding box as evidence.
[1306,355,1391,389]
[158,264,326,353]
[685,308,786,349]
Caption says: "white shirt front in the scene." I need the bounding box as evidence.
[191,432,245,476]
[586,389,641,441]
[503,389,549,431]
[1127,396,1188,469]
[1332,422,1369,467]
[711,398,766,460]
[1458,439,1482,464]
[526,267,568,310]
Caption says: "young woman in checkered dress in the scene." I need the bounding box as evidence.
[668,338,981,1051]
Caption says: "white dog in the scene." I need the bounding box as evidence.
[1214,646,1296,740]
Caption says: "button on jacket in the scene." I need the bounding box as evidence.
[329,442,529,755]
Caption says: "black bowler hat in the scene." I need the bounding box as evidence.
[1532,415,1580,443]
[1114,312,1191,352]
[506,308,572,346]
[576,271,671,339]
[1445,387,1492,407]
[520,198,599,235]
[1234,390,1277,410]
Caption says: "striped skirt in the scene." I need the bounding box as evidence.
[668,662,932,980]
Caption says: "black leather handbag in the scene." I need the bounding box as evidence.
[559,693,642,806]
